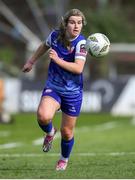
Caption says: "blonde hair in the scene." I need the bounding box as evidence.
[57,9,86,47]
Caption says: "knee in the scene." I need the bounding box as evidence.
[60,127,73,140]
[37,108,53,124]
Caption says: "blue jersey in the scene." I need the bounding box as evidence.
[45,30,87,95]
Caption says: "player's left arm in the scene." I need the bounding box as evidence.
[49,40,87,74]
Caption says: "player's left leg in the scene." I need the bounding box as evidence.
[56,113,77,171]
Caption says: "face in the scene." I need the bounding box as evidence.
[66,16,83,39]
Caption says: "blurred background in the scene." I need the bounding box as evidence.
[0,0,135,123]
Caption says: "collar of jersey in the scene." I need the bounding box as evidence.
[69,34,79,42]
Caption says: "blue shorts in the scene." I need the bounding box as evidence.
[42,88,82,117]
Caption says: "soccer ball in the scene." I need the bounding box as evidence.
[85,33,110,57]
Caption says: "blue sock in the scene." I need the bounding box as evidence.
[61,137,74,158]
[38,121,52,133]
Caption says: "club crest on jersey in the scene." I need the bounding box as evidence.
[80,44,86,53]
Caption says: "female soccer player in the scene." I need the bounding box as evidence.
[22,9,87,171]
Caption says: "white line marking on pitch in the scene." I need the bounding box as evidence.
[0,142,23,149]
[0,121,126,149]
[0,152,135,157]
[131,116,135,125]
[31,122,118,146]
[94,121,117,131]
[74,121,117,133]
[0,131,10,137]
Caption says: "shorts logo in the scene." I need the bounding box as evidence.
[45,89,52,93]
[69,107,76,112]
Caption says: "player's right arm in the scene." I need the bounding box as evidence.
[22,42,49,73]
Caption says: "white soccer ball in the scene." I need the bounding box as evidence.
[85,33,110,57]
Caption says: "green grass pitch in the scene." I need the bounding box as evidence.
[0,113,135,178]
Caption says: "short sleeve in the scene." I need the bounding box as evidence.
[75,39,87,61]
[45,31,53,47]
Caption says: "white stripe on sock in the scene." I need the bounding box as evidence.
[47,127,55,136]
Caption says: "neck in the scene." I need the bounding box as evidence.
[66,32,79,42]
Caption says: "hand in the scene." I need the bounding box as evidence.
[49,49,59,63]
[22,59,34,73]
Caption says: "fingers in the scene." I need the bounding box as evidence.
[49,48,58,60]
[49,48,56,55]
[49,48,55,53]
[22,67,31,72]
[22,63,32,73]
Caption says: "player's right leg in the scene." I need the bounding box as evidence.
[37,88,61,152]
